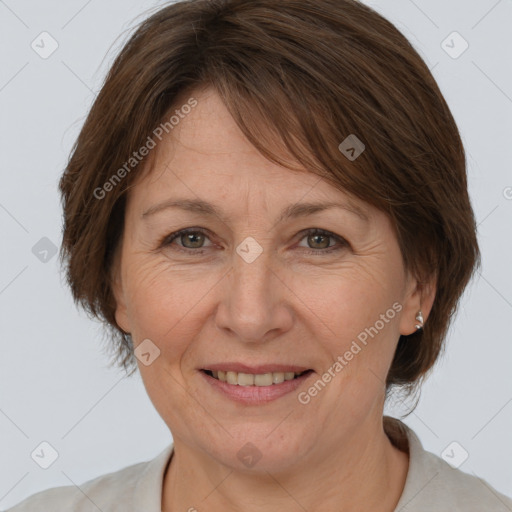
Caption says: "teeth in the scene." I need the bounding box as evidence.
[254,373,273,386]
[272,372,285,384]
[238,373,254,386]
[209,370,307,386]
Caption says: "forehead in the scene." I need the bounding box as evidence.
[147,87,298,181]
[127,87,373,222]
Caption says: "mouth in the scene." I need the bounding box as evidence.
[202,369,312,386]
[199,367,314,404]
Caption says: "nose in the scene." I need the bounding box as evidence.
[214,244,294,343]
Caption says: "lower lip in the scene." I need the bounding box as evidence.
[200,370,314,405]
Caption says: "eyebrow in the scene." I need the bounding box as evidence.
[141,198,369,223]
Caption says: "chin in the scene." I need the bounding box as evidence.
[197,422,310,474]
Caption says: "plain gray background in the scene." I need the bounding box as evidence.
[1,0,511,508]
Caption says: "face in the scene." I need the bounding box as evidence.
[113,86,427,473]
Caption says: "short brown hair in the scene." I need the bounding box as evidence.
[59,0,480,391]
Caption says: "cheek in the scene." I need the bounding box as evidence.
[313,268,403,388]
[317,264,402,336]
[122,258,211,350]
[121,242,404,363]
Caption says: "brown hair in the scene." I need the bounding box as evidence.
[59,0,480,392]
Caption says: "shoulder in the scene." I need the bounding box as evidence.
[4,461,148,512]
[412,449,512,511]
[4,444,174,512]
[386,418,512,512]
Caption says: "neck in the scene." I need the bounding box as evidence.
[162,416,409,512]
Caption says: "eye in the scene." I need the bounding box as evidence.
[161,227,213,254]
[297,228,348,255]
[160,227,348,256]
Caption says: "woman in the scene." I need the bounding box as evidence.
[6,0,511,510]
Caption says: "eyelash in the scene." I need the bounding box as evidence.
[159,227,348,256]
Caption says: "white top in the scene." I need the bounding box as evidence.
[5,419,512,511]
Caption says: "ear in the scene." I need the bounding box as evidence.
[399,269,437,336]
[110,245,131,334]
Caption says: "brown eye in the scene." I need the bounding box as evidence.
[161,227,347,256]
[307,232,331,250]
[298,228,348,255]
[180,231,206,249]
[162,228,213,253]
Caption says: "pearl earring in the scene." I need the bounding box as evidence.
[415,310,424,330]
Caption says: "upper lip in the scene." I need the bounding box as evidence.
[202,363,312,374]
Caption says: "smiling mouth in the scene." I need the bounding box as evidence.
[202,369,313,386]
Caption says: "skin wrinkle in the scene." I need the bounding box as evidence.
[112,87,436,512]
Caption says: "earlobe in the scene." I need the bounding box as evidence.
[399,271,437,336]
